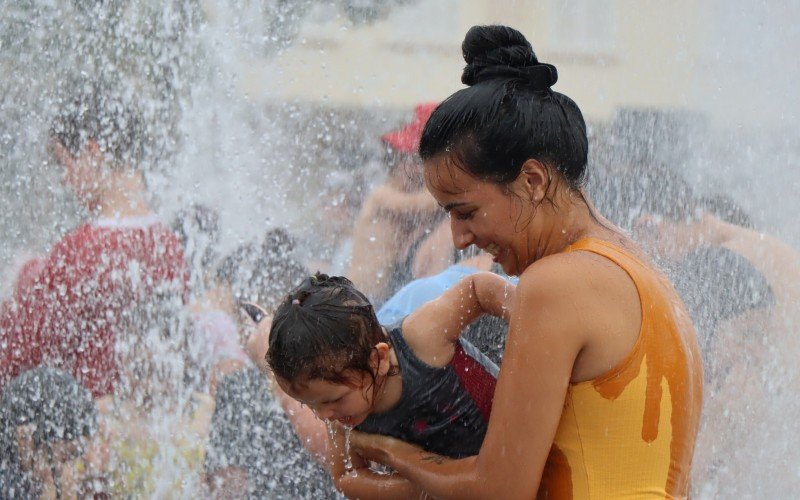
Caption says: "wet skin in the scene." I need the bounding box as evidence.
[276,374,377,427]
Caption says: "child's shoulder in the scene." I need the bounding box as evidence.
[399,310,455,369]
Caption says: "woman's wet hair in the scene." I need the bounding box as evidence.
[50,78,146,170]
[267,273,384,386]
[420,25,588,189]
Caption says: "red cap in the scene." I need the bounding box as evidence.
[381,102,439,154]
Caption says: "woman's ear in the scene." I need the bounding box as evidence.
[370,342,391,376]
[519,159,550,203]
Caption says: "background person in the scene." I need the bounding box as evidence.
[629,189,800,496]
[0,80,188,400]
[203,231,339,499]
[347,102,443,305]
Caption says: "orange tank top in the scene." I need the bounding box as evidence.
[538,238,704,499]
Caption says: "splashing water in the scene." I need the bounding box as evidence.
[342,424,355,473]
[1,0,798,497]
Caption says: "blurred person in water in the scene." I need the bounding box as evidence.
[0,367,98,499]
[186,227,307,395]
[628,181,800,497]
[347,103,444,305]
[0,79,188,401]
[587,162,777,360]
[203,231,340,499]
[588,154,796,496]
[171,204,250,396]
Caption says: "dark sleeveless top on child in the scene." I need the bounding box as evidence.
[356,321,499,458]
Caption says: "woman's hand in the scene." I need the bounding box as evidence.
[350,430,405,464]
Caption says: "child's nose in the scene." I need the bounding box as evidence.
[317,407,337,420]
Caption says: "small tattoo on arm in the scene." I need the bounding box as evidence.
[420,453,447,465]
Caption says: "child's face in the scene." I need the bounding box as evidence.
[276,372,377,427]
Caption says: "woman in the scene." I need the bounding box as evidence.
[350,25,703,499]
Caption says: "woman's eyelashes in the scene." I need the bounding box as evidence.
[453,209,476,221]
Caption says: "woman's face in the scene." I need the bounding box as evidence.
[424,157,537,276]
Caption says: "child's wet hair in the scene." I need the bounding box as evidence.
[267,273,384,387]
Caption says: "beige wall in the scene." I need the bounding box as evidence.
[236,0,709,121]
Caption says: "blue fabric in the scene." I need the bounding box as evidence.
[377,265,480,324]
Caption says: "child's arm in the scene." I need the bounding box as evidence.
[329,423,428,500]
[273,386,331,466]
[403,272,515,367]
[253,317,331,466]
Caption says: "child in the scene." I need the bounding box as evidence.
[267,271,514,498]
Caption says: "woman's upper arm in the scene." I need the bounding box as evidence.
[472,260,590,497]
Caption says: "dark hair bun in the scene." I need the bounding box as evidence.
[461,25,557,90]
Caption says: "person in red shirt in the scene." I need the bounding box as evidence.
[0,82,188,399]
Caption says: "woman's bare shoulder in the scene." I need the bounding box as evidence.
[516,249,641,332]
[518,248,623,294]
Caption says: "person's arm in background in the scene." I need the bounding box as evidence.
[411,219,455,279]
[370,185,439,219]
[347,192,401,301]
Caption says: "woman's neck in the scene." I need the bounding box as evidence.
[532,189,614,260]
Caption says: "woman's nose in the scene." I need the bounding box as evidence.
[450,219,476,250]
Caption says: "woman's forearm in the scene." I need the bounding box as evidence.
[373,442,486,500]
